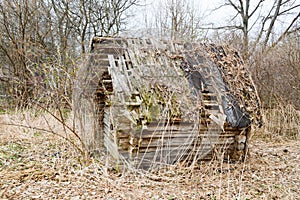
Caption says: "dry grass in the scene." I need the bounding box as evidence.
[258,104,300,141]
[0,110,299,199]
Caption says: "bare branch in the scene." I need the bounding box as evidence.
[228,0,243,14]
[278,4,300,15]
[249,0,265,18]
[200,25,243,30]
[263,0,283,49]
[270,12,300,49]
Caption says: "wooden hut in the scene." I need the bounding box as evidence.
[73,37,262,170]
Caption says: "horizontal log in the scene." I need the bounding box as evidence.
[135,143,235,154]
[90,54,109,60]
[132,148,224,163]
[138,127,238,136]
[93,46,127,53]
[133,132,238,140]
[137,138,234,148]
[92,37,124,44]
[92,59,110,66]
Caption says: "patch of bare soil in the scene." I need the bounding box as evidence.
[0,113,299,199]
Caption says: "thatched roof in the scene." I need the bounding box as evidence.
[87,37,262,127]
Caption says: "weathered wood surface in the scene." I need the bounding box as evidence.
[74,36,259,170]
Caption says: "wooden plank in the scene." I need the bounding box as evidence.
[120,55,134,91]
[141,125,196,132]
[134,151,212,164]
[137,138,235,149]
[92,37,124,44]
[126,49,139,70]
[108,54,131,96]
[140,124,239,133]
[136,142,235,154]
[124,101,142,106]
[122,51,134,70]
[135,149,208,160]
[94,47,126,54]
[92,59,110,66]
[146,121,195,127]
[134,131,237,139]
[138,131,197,139]
[90,54,109,60]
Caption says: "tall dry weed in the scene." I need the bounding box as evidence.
[260,103,300,140]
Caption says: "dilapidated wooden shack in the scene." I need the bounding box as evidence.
[73,37,262,170]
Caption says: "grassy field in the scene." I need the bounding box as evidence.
[0,110,299,199]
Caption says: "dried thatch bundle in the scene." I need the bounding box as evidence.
[73,37,262,170]
[202,44,262,127]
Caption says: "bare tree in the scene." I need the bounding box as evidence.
[209,1,300,108]
[210,0,300,59]
[0,0,139,107]
[68,0,139,54]
[252,32,300,108]
[147,0,203,41]
[0,0,54,105]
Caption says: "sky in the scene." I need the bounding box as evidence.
[126,0,244,38]
[126,0,300,39]
[128,0,233,30]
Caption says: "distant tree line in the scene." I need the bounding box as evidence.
[0,0,299,109]
[0,0,138,108]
